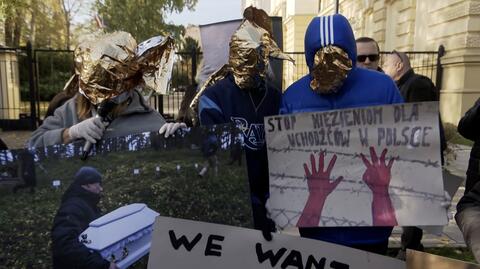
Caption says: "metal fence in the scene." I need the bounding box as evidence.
[0,44,199,130]
[0,44,443,131]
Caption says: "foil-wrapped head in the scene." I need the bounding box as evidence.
[69,31,176,105]
[228,7,293,90]
[310,45,352,94]
[74,31,138,105]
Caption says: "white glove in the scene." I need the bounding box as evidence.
[159,122,187,138]
[68,117,106,144]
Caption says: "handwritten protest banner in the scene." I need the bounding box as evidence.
[265,102,447,228]
[147,216,405,269]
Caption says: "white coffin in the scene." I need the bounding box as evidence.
[79,203,159,269]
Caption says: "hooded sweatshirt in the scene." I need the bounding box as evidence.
[280,14,403,246]
[199,74,281,205]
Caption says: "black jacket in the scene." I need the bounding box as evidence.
[397,69,447,162]
[397,69,438,102]
[457,98,480,194]
[51,184,109,269]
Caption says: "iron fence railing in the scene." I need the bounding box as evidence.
[0,44,443,131]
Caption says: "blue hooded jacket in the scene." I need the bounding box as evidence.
[281,14,404,246]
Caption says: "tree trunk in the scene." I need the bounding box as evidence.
[65,13,70,50]
[30,0,37,47]
[4,15,14,46]
[13,9,23,47]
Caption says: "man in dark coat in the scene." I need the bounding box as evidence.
[455,98,480,262]
[355,37,383,72]
[51,166,117,269]
[383,51,439,102]
[457,98,480,194]
[383,50,447,258]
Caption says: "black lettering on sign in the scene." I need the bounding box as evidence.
[306,256,326,269]
[168,230,202,252]
[402,127,410,145]
[268,116,297,132]
[312,113,323,129]
[267,117,275,133]
[422,126,432,147]
[373,107,383,124]
[358,128,369,147]
[410,126,422,147]
[394,104,420,123]
[330,260,349,269]
[204,234,224,257]
[256,243,287,267]
[281,250,303,269]
[377,128,385,146]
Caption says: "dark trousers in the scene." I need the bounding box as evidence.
[400,226,424,251]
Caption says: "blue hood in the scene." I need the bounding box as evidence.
[304,14,357,71]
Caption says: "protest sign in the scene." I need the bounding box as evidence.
[420,168,464,236]
[0,124,252,268]
[407,249,480,269]
[148,216,405,269]
[265,102,447,228]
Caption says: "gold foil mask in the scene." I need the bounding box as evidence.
[75,31,138,105]
[228,11,293,90]
[70,31,175,105]
[310,45,352,94]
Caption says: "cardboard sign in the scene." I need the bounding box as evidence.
[265,102,447,228]
[148,216,405,269]
[420,168,464,236]
[407,249,479,269]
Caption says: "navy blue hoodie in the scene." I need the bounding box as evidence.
[281,14,404,246]
[199,74,281,205]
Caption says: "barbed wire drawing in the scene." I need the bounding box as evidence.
[269,208,370,229]
[269,173,445,202]
[268,146,440,168]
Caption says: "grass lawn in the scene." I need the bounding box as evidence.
[0,145,252,268]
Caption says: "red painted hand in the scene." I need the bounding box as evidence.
[360,147,398,226]
[360,147,395,194]
[297,152,343,227]
[304,152,343,196]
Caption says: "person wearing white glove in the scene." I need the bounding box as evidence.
[63,117,107,144]
[158,122,187,138]
[27,31,172,148]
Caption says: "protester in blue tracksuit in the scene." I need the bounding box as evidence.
[198,7,293,241]
[280,14,404,254]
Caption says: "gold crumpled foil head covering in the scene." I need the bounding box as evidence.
[228,7,293,90]
[66,31,175,105]
[310,45,352,94]
[189,6,294,112]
